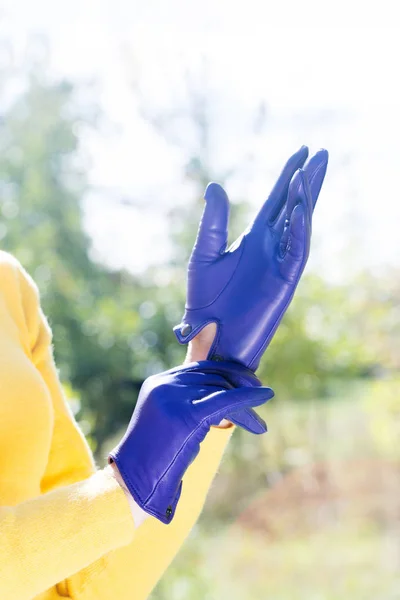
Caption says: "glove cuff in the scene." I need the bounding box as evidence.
[108,453,182,525]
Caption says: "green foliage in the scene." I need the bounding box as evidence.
[1,64,395,462]
[363,377,400,460]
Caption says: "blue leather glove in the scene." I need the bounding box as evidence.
[174,146,328,371]
[109,361,273,523]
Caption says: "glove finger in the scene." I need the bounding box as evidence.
[253,145,309,227]
[172,370,234,390]
[169,360,262,389]
[192,386,274,421]
[303,148,329,209]
[274,150,327,234]
[191,182,230,262]
[227,407,267,434]
[279,174,312,282]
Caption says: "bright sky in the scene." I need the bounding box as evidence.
[1,0,400,281]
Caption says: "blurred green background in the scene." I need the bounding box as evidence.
[1,6,400,599]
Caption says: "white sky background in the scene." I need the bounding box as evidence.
[1,0,400,281]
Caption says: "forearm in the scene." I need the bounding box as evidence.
[67,426,233,600]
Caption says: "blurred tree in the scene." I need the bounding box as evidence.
[0,58,184,455]
[1,42,395,471]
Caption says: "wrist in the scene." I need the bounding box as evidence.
[107,463,149,527]
[184,322,217,363]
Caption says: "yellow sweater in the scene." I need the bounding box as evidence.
[0,251,232,600]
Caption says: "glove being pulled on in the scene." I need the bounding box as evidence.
[109,360,273,524]
[174,146,328,371]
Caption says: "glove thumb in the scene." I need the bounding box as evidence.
[191,182,229,261]
[227,407,268,434]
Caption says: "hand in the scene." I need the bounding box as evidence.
[174,146,328,371]
[108,361,273,523]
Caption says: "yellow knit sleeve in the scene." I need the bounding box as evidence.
[15,263,97,491]
[0,254,136,600]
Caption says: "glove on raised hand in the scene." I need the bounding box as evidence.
[174,146,328,371]
[109,360,273,524]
